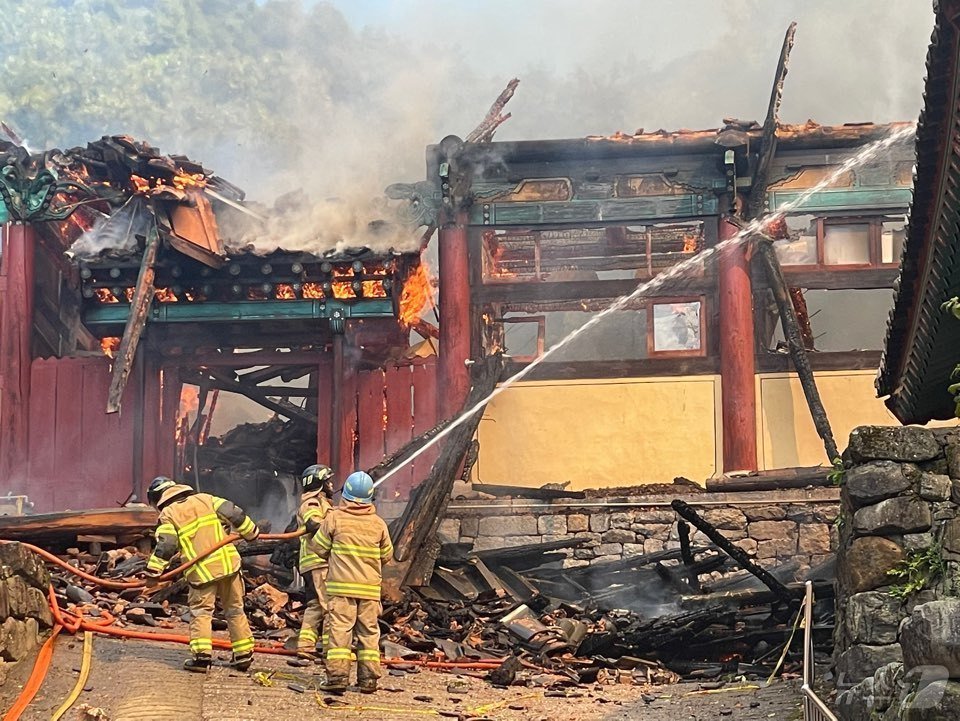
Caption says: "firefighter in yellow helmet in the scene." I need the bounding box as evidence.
[315,471,393,694]
[144,477,260,673]
[295,464,335,662]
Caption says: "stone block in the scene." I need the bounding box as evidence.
[595,543,623,556]
[561,558,590,569]
[948,444,960,479]
[701,507,747,530]
[460,517,479,538]
[470,535,541,552]
[846,592,904,645]
[589,514,610,533]
[836,643,904,685]
[853,496,932,536]
[0,617,39,662]
[630,509,677,524]
[903,679,960,721]
[631,523,671,538]
[436,518,461,543]
[573,548,595,560]
[567,514,589,532]
[757,537,797,559]
[845,461,914,507]
[900,599,960,676]
[734,538,758,556]
[903,533,935,553]
[478,515,538,537]
[743,505,786,521]
[799,524,833,555]
[609,512,634,529]
[718,528,747,542]
[840,537,906,594]
[538,515,567,536]
[0,542,50,590]
[590,554,621,565]
[601,529,635,544]
[748,520,797,541]
[934,502,957,522]
[848,426,941,464]
[622,543,646,557]
[643,538,665,554]
[920,473,953,502]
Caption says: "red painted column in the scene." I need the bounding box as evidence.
[437,211,471,420]
[0,222,35,486]
[718,216,758,472]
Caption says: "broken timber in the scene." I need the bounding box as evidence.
[106,225,159,413]
[740,21,840,463]
[705,464,833,492]
[671,500,800,603]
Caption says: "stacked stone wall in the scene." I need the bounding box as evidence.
[0,542,53,685]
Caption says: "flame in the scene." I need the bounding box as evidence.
[100,337,121,358]
[124,288,134,302]
[275,283,296,300]
[130,175,152,193]
[302,282,325,299]
[179,385,200,417]
[94,288,119,303]
[399,262,433,328]
[362,280,387,298]
[155,288,178,303]
[682,233,700,253]
[172,172,207,190]
[332,268,357,299]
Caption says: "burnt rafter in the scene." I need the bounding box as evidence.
[181,368,318,426]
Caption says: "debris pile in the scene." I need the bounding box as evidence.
[3,502,835,691]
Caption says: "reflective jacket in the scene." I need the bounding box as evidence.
[315,501,393,600]
[297,490,332,572]
[146,492,259,586]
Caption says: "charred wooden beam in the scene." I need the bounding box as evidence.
[671,500,800,603]
[238,365,314,385]
[745,22,797,221]
[465,78,520,144]
[181,369,317,426]
[705,465,834,492]
[754,236,840,462]
[106,225,159,413]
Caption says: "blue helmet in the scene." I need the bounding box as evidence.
[342,471,375,504]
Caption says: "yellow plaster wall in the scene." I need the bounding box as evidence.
[473,376,721,489]
[755,370,956,469]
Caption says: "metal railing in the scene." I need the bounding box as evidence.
[802,580,839,721]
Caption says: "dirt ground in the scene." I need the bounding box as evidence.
[0,635,804,721]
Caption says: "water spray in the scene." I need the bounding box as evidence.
[373,124,916,490]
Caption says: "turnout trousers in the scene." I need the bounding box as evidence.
[297,567,329,655]
[325,595,381,683]
[187,572,255,658]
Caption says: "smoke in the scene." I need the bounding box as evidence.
[1,1,934,258]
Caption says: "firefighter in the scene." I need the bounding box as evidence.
[315,471,393,694]
[295,464,335,662]
[144,477,260,673]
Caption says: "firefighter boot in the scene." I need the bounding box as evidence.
[358,679,377,694]
[183,653,212,673]
[319,677,348,695]
[230,651,254,671]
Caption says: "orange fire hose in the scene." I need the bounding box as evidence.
[2,625,62,721]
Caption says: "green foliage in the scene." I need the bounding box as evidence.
[887,544,946,599]
[827,457,845,486]
[833,511,845,531]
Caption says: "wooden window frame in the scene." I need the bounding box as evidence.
[501,315,546,363]
[778,215,905,271]
[647,296,708,359]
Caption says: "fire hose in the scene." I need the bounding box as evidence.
[2,534,505,720]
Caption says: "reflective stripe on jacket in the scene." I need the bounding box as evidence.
[147,493,258,585]
[315,501,393,600]
[297,490,332,572]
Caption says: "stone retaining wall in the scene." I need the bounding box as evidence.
[833,425,960,721]
[0,542,53,685]
[430,487,840,578]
